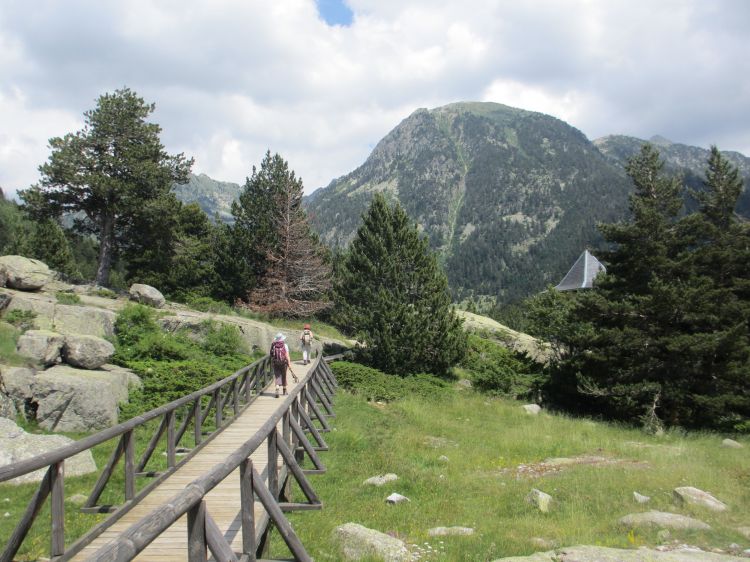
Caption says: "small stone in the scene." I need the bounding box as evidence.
[438,455,449,462]
[530,537,557,549]
[633,491,651,504]
[618,510,711,531]
[386,493,410,504]
[3,512,9,517]
[722,438,744,449]
[67,493,88,506]
[526,488,552,512]
[523,404,541,415]
[428,526,474,537]
[363,473,398,486]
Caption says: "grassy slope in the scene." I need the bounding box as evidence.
[272,391,750,561]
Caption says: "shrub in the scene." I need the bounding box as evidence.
[330,361,450,402]
[461,334,545,399]
[200,321,247,356]
[93,288,117,299]
[114,304,160,349]
[186,296,234,315]
[55,291,81,305]
[2,309,37,332]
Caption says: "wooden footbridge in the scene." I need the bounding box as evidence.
[0,355,339,562]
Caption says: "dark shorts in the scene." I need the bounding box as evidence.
[273,363,287,386]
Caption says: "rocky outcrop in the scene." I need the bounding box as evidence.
[0,255,53,290]
[0,418,97,484]
[673,486,727,512]
[0,366,35,420]
[618,510,711,531]
[129,283,165,308]
[491,545,747,561]
[332,522,410,561]
[62,335,115,370]
[526,488,553,512]
[0,291,10,312]
[16,329,65,366]
[0,393,16,419]
[32,365,140,432]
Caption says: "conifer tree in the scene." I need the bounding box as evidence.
[334,194,466,376]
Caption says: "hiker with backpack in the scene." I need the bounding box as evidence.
[300,323,314,365]
[270,333,297,398]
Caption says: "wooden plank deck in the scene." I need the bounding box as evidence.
[71,360,314,561]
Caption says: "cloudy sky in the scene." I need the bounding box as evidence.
[1,0,749,198]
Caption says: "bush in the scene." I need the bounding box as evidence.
[200,321,247,356]
[55,291,81,305]
[185,296,234,315]
[2,310,37,332]
[93,288,117,299]
[330,361,450,402]
[114,303,161,349]
[461,335,545,399]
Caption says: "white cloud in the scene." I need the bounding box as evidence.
[0,0,748,199]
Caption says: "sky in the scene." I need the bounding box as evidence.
[1,0,749,199]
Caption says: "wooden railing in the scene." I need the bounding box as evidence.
[0,355,339,562]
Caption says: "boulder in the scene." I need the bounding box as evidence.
[16,329,65,366]
[332,522,410,561]
[0,291,10,312]
[673,486,727,512]
[3,291,56,330]
[0,267,6,287]
[0,418,96,485]
[0,366,35,419]
[721,439,743,449]
[53,304,116,338]
[618,510,711,531]
[129,283,165,308]
[428,526,475,536]
[63,335,115,369]
[363,473,398,486]
[0,393,16,420]
[0,256,53,291]
[526,488,553,512]
[31,365,138,432]
[523,404,542,415]
[491,545,747,561]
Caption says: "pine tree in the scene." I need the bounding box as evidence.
[334,193,466,376]
[20,88,193,286]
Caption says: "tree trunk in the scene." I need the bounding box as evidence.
[95,215,115,286]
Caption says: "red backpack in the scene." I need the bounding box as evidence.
[271,341,287,367]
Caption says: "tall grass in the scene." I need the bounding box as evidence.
[270,391,750,561]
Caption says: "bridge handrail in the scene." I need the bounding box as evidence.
[83,356,339,562]
[0,357,267,484]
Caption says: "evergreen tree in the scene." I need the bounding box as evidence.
[22,219,81,279]
[334,193,466,376]
[20,88,193,286]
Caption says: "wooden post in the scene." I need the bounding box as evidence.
[1,467,52,562]
[187,500,207,562]
[239,459,256,561]
[193,398,202,446]
[167,410,176,469]
[267,428,278,500]
[214,388,223,429]
[233,378,239,415]
[245,370,252,402]
[50,461,65,557]
[124,430,135,501]
[282,410,292,501]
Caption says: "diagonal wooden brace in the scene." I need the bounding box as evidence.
[305,387,331,432]
[289,416,326,473]
[275,437,321,509]
[297,404,328,451]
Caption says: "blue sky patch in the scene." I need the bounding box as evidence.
[316,0,353,26]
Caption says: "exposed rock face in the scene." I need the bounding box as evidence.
[129,283,166,308]
[0,393,16,420]
[618,510,711,530]
[32,365,140,432]
[63,335,115,370]
[0,418,97,484]
[0,267,6,288]
[16,329,65,366]
[491,545,747,561]
[721,438,743,449]
[0,256,53,290]
[332,522,410,561]
[0,291,10,311]
[673,486,727,512]
[53,304,116,338]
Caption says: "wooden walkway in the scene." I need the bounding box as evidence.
[71,361,314,561]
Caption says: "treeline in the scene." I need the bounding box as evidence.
[521,144,750,432]
[1,87,466,378]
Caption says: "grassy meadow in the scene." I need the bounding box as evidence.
[269,389,750,561]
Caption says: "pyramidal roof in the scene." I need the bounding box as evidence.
[554,250,606,291]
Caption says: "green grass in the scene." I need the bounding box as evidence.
[55,291,81,305]
[0,321,33,366]
[268,391,750,561]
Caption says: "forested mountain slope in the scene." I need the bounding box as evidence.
[305,102,633,304]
